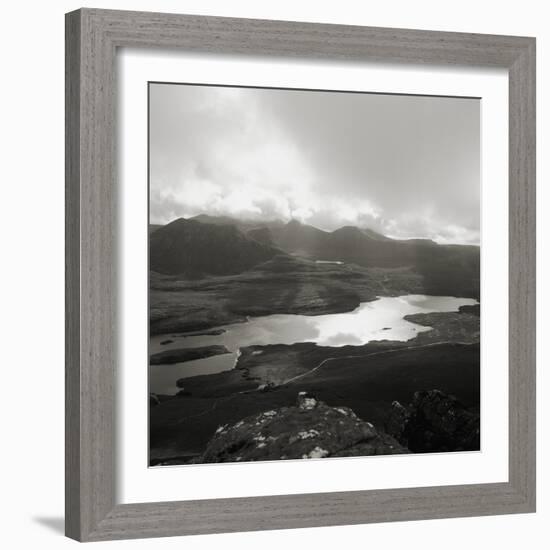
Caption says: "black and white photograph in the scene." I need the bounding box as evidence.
[148,82,481,466]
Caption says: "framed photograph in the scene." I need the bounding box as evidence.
[65,8,536,542]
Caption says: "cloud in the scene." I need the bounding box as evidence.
[149,83,480,244]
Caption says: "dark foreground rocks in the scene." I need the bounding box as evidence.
[193,393,408,463]
[386,389,480,452]
[149,341,479,464]
[150,345,230,365]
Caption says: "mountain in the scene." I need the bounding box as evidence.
[246,226,274,246]
[326,225,425,267]
[150,218,282,276]
[266,220,415,266]
[269,219,329,256]
[266,220,479,297]
[149,223,163,235]
[191,214,242,227]
[150,216,479,297]
[360,227,392,241]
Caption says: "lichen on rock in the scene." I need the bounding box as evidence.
[195,393,408,463]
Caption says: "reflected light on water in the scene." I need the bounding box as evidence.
[149,294,478,394]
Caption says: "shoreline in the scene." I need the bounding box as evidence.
[149,295,479,395]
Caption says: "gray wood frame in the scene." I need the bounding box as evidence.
[65,8,536,542]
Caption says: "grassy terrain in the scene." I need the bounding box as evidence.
[150,255,425,335]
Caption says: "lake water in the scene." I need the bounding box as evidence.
[315,260,344,265]
[150,294,478,394]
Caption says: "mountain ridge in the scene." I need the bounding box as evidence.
[150,217,283,276]
[150,215,480,298]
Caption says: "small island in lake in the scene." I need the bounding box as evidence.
[150,345,230,365]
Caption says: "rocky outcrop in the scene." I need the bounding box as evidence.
[385,400,410,439]
[195,393,408,463]
[387,390,480,453]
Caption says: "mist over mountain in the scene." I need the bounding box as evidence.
[191,214,285,232]
[150,215,479,297]
[246,226,275,247]
[150,85,480,245]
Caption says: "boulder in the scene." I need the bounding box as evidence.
[195,394,408,463]
[398,390,480,452]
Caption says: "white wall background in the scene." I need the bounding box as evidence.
[0,0,546,548]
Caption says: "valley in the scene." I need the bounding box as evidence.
[148,215,481,464]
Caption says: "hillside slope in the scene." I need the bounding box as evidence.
[150,218,282,276]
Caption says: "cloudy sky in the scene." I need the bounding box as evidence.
[149,83,480,244]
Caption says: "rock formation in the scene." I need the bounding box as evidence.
[387,389,480,453]
[195,392,408,463]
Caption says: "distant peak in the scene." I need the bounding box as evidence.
[190,214,242,227]
[167,217,189,225]
[361,227,390,240]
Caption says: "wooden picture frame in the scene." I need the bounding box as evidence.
[65,8,536,542]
